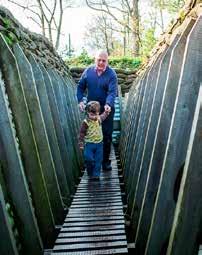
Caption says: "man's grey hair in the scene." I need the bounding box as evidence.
[95,50,108,58]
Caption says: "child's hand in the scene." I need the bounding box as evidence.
[79,143,84,150]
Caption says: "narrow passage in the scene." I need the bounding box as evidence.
[52,146,128,255]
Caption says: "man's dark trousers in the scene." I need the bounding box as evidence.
[102,107,115,169]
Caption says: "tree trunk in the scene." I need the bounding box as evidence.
[48,23,53,44]
[131,0,139,57]
[123,29,126,56]
[55,0,63,50]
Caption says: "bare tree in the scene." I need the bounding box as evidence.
[7,0,74,49]
[85,0,140,57]
[83,14,123,55]
[149,0,186,33]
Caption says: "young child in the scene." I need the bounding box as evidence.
[78,101,109,180]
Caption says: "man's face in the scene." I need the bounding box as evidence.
[95,53,108,72]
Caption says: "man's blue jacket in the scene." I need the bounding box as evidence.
[77,65,118,107]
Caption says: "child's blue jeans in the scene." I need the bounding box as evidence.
[84,142,103,177]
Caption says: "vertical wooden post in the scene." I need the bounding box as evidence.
[0,72,43,254]
[167,85,202,255]
[27,54,70,205]
[0,34,55,247]
[12,44,64,225]
[39,63,75,196]
[144,17,202,255]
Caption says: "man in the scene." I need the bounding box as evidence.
[77,50,118,171]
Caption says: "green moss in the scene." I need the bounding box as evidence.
[0,17,18,46]
[2,18,12,29]
[6,202,22,253]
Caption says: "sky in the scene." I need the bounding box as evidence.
[59,7,95,55]
[0,0,174,56]
[0,0,96,55]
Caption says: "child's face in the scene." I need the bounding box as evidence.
[88,111,99,121]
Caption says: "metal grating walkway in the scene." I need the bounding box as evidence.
[51,147,128,254]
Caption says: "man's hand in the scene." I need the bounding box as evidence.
[104,104,111,113]
[79,101,85,112]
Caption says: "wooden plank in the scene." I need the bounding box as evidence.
[135,19,196,254]
[58,229,126,238]
[73,195,122,200]
[75,189,121,193]
[0,71,43,253]
[71,200,122,205]
[53,240,127,251]
[56,235,126,243]
[68,206,123,213]
[71,200,123,205]
[127,49,168,215]
[77,185,121,190]
[58,75,82,174]
[0,35,55,247]
[80,180,120,184]
[12,44,64,224]
[62,76,82,151]
[52,247,128,254]
[47,68,77,181]
[68,211,124,217]
[39,63,75,195]
[73,200,123,205]
[55,72,81,178]
[65,216,124,222]
[72,197,122,202]
[62,219,125,227]
[73,194,122,199]
[75,191,121,195]
[141,17,202,255]
[78,184,120,188]
[125,66,155,196]
[82,173,119,177]
[28,54,70,202]
[70,202,122,208]
[167,85,202,255]
[60,224,125,232]
[81,176,120,181]
[130,34,180,228]
[78,181,120,186]
[75,189,121,194]
[53,146,127,254]
[67,211,124,217]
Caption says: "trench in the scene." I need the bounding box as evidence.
[0,9,202,255]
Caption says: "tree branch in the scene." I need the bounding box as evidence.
[55,0,63,49]
[41,0,57,22]
[27,16,42,28]
[8,0,41,19]
[122,0,132,14]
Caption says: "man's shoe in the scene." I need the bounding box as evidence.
[91,176,100,181]
[102,162,112,171]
